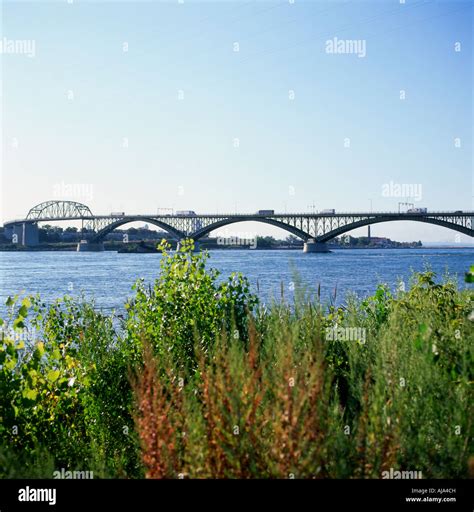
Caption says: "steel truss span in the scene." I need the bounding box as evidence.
[26,201,94,220]
[4,201,474,243]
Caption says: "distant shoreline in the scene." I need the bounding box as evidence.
[0,245,472,253]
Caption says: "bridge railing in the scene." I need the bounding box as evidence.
[142,211,473,217]
[4,211,473,226]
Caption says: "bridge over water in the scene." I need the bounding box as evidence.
[3,200,473,252]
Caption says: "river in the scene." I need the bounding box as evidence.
[0,248,472,314]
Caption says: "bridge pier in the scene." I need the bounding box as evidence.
[303,240,330,253]
[9,222,39,247]
[76,240,104,252]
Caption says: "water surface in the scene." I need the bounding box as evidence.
[0,248,472,314]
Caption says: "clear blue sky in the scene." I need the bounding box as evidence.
[1,0,472,242]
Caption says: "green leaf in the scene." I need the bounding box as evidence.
[13,318,25,330]
[28,369,38,380]
[418,323,428,334]
[21,297,32,309]
[414,336,423,351]
[35,341,45,358]
[22,388,38,401]
[5,297,14,307]
[5,358,17,371]
[47,369,60,383]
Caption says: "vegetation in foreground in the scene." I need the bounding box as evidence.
[0,241,472,478]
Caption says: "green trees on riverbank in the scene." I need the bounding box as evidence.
[0,242,472,478]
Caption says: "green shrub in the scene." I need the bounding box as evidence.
[0,296,89,474]
[124,239,259,372]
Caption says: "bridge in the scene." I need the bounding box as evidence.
[3,200,473,253]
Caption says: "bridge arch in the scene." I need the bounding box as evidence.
[317,216,473,243]
[190,217,311,241]
[27,200,93,220]
[91,217,186,242]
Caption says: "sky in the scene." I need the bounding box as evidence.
[1,0,472,243]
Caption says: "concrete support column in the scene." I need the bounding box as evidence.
[11,222,39,246]
[12,224,23,245]
[23,223,39,246]
[303,239,330,253]
[77,240,104,252]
